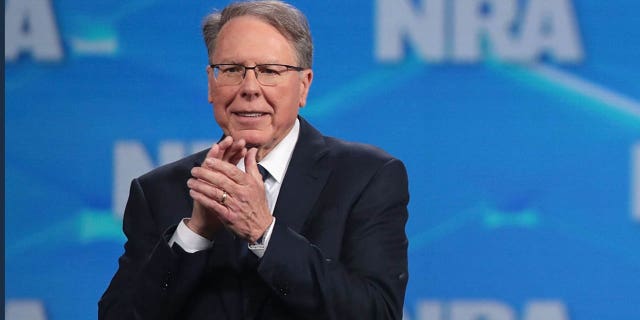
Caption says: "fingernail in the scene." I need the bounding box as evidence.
[206,158,215,165]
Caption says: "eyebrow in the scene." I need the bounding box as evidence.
[214,59,284,65]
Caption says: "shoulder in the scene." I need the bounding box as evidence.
[322,136,408,183]
[298,117,406,175]
[324,136,396,164]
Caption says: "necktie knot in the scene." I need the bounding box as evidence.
[257,164,270,182]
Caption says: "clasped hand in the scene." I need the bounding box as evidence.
[186,136,273,243]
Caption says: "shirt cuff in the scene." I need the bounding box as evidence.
[168,218,214,253]
[248,217,276,258]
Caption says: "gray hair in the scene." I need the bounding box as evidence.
[202,1,313,68]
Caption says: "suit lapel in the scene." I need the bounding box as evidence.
[273,117,332,233]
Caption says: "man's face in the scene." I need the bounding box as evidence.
[208,16,313,160]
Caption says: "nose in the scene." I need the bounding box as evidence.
[239,68,261,99]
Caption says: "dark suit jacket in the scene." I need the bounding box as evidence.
[99,117,409,320]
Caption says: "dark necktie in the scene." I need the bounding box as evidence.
[257,164,269,182]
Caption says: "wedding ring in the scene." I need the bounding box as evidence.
[220,191,228,205]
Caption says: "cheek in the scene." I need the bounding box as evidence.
[211,87,234,108]
[212,104,226,129]
[273,85,302,110]
[212,104,225,118]
[274,102,301,127]
[211,88,234,125]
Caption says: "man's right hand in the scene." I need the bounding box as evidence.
[186,136,247,239]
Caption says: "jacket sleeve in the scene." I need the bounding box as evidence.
[257,158,410,319]
[98,178,211,320]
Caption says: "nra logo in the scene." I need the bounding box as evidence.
[404,300,569,320]
[5,0,63,62]
[376,0,584,63]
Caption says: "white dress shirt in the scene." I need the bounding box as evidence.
[168,119,300,258]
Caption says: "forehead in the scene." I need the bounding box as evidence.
[213,15,296,64]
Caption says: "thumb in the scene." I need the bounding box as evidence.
[244,148,262,182]
[202,144,220,168]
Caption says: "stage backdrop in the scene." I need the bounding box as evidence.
[5,0,640,319]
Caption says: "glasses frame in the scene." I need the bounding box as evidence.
[209,63,305,86]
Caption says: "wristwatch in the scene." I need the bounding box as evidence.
[248,234,266,250]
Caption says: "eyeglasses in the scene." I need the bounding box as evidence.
[210,63,305,86]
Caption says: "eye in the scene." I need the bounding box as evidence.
[258,65,282,76]
[219,65,243,74]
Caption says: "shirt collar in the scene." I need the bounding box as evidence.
[238,118,299,184]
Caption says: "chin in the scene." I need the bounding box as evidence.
[232,130,271,148]
[244,139,269,149]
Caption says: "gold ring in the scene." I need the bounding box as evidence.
[220,191,228,205]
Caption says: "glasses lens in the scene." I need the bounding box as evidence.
[214,65,244,85]
[256,65,291,86]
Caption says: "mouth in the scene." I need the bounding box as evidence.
[233,112,267,118]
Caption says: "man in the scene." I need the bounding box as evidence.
[99,1,409,319]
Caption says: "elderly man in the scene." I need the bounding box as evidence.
[99,1,409,319]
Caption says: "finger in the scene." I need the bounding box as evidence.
[227,145,247,166]
[189,189,233,223]
[202,136,234,170]
[191,165,242,197]
[188,178,238,222]
[202,137,230,169]
[230,148,248,167]
[223,138,246,164]
[213,136,234,161]
[244,148,263,183]
[187,177,224,202]
[203,157,246,184]
[218,136,234,153]
[202,143,220,169]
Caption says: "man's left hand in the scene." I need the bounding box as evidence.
[189,147,273,243]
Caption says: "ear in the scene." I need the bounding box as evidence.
[298,69,313,108]
[207,65,215,103]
